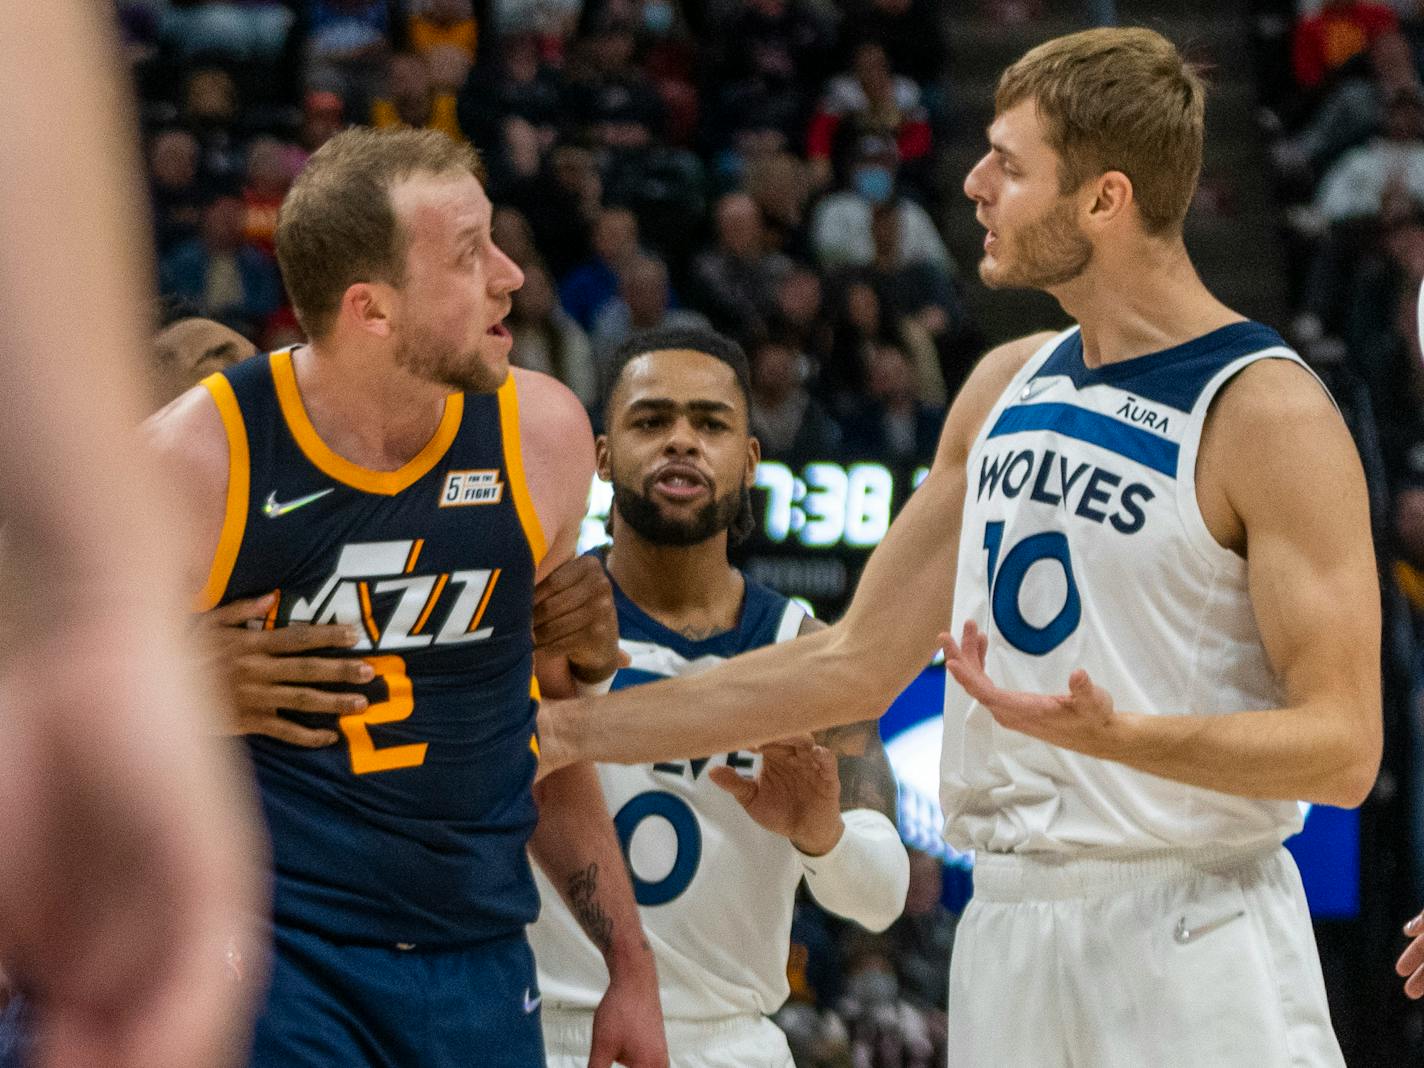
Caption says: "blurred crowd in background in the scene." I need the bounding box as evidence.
[123,0,1424,1062]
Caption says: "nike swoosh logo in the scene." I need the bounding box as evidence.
[1020,377,1056,402]
[1173,909,1245,945]
[262,488,335,518]
[522,988,541,1014]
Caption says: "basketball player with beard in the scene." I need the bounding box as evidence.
[529,327,908,1068]
[144,128,665,1068]
[540,29,1380,1065]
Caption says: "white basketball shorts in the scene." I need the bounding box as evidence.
[542,1007,795,1068]
[946,843,1344,1067]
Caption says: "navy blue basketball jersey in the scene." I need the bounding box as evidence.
[199,348,546,946]
[607,564,804,690]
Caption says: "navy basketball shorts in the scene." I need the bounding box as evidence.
[250,925,544,1068]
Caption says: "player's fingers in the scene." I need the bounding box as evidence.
[256,623,362,654]
[533,580,607,622]
[972,622,989,664]
[534,555,604,603]
[254,685,367,715]
[945,657,987,698]
[534,606,613,646]
[251,719,341,748]
[204,593,275,627]
[1408,965,1424,1000]
[1398,932,1424,974]
[263,655,374,686]
[707,765,758,805]
[1405,911,1424,937]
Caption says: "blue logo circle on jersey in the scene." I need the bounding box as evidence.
[613,791,702,906]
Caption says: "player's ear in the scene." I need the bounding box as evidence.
[595,434,613,482]
[343,282,394,339]
[1086,170,1133,230]
[744,435,761,488]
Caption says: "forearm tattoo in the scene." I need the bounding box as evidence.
[567,863,614,954]
[819,723,900,824]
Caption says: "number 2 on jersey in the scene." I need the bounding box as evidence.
[339,654,427,774]
[983,521,1082,656]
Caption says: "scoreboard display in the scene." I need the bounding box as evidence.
[580,460,1361,919]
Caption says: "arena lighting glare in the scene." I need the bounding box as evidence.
[1417,276,1424,360]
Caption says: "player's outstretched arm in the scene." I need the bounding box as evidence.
[0,4,264,1066]
[538,333,1055,770]
[943,358,1382,808]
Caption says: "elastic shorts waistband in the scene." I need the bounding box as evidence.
[970,842,1282,902]
[542,1007,768,1047]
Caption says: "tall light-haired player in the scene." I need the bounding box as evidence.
[540,27,1380,1065]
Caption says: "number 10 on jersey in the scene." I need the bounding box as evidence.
[982,521,1082,656]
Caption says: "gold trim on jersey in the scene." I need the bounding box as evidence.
[496,373,548,566]
[196,372,250,610]
[270,348,464,495]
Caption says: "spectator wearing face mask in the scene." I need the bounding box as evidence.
[810,134,950,271]
[806,41,933,194]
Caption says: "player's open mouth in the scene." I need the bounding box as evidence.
[652,465,709,501]
[487,322,510,339]
[984,230,998,251]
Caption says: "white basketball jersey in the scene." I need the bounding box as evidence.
[529,569,808,1019]
[941,322,1315,856]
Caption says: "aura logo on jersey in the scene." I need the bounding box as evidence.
[976,448,1155,535]
[288,539,501,651]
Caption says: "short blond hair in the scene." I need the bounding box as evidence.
[996,27,1205,235]
[275,126,485,340]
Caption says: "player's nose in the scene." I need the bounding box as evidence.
[964,154,991,204]
[662,416,701,454]
[489,243,524,296]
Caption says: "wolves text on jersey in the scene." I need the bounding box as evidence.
[976,447,1155,535]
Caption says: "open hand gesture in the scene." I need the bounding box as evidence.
[940,620,1120,759]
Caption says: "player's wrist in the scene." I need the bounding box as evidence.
[604,930,658,984]
[791,813,845,857]
[1093,710,1143,763]
[570,658,619,687]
